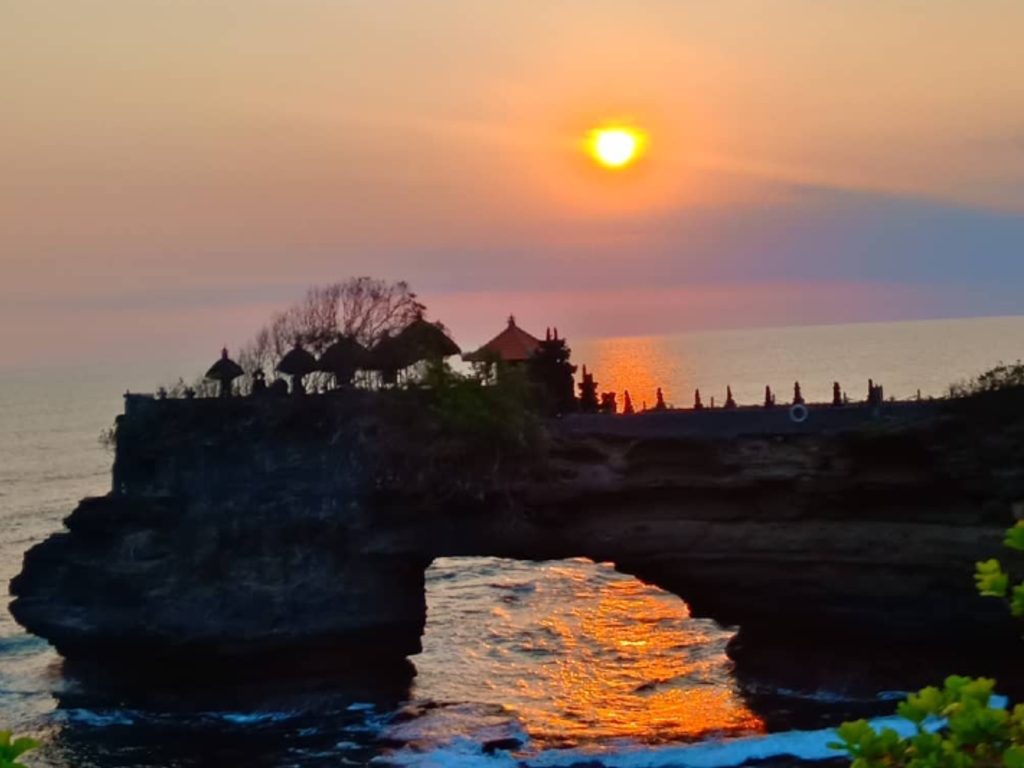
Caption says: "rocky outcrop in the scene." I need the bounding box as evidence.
[10,390,1024,676]
[10,495,427,674]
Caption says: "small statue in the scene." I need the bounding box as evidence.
[622,390,635,415]
[600,391,617,415]
[725,386,737,409]
[251,369,267,395]
[578,365,599,414]
[654,387,667,411]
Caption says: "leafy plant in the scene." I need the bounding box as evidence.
[831,520,1024,768]
[829,676,1024,768]
[974,522,1024,618]
[0,731,39,768]
[949,361,1024,398]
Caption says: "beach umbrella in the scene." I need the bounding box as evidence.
[396,318,461,361]
[205,348,244,398]
[364,333,416,386]
[276,342,317,394]
[318,335,369,387]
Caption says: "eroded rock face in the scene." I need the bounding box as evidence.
[10,495,428,673]
[10,391,1024,673]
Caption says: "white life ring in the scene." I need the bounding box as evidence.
[789,403,809,423]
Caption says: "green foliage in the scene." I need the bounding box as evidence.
[975,522,1024,616]
[829,676,1020,768]
[949,361,1024,398]
[833,521,1024,768]
[0,731,39,768]
[406,360,544,488]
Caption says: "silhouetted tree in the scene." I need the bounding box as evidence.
[600,392,617,414]
[764,385,774,408]
[528,328,577,415]
[832,381,842,407]
[694,388,703,410]
[237,278,425,391]
[793,381,805,405]
[725,386,737,409]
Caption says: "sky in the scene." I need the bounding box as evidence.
[2,1,1023,370]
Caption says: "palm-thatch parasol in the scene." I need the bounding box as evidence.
[396,318,461,361]
[317,335,369,388]
[364,333,414,386]
[205,348,245,398]
[276,342,317,394]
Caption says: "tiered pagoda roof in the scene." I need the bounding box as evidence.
[463,316,542,363]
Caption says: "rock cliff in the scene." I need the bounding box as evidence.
[10,389,1024,678]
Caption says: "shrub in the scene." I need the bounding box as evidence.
[831,522,1024,768]
[829,676,1024,768]
[949,362,1024,398]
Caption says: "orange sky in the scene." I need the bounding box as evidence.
[2,1,1023,369]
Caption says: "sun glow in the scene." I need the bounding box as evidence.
[588,127,645,169]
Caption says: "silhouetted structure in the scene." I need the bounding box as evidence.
[654,387,667,411]
[251,369,267,395]
[463,315,542,365]
[867,379,884,407]
[832,382,842,407]
[764,385,774,409]
[267,378,288,397]
[396,317,461,363]
[725,386,737,409]
[793,381,805,405]
[276,343,317,395]
[205,348,244,398]
[578,365,599,414]
[318,335,368,389]
[528,328,577,414]
[694,389,704,410]
[365,333,407,387]
[622,390,635,415]
[599,392,617,414]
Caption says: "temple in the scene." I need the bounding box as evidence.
[463,315,542,364]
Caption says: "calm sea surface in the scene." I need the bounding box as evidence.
[2,316,1024,767]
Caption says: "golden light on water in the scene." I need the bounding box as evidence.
[503,563,764,748]
[419,558,764,750]
[588,127,646,169]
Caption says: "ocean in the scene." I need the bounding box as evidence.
[2,316,1024,767]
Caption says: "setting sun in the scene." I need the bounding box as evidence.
[589,127,645,169]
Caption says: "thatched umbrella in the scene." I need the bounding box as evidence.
[276,342,317,395]
[396,318,461,361]
[318,335,369,388]
[364,333,414,386]
[205,348,244,398]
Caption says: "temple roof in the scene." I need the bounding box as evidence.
[276,343,317,376]
[205,348,244,382]
[463,316,541,363]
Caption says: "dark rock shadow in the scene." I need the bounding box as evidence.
[727,627,1024,732]
[41,657,416,768]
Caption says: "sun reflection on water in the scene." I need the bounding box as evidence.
[418,558,764,750]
